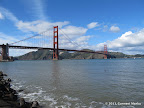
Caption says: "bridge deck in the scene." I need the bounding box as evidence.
[0,45,105,55]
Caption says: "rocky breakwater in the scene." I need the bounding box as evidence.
[0,71,40,108]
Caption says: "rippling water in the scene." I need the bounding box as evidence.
[0,59,144,108]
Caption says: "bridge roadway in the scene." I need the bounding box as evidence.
[0,45,105,55]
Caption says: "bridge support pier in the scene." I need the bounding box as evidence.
[1,43,9,61]
[104,54,107,59]
[104,45,107,59]
[53,26,59,60]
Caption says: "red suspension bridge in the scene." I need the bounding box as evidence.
[0,26,108,61]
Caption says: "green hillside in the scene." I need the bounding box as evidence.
[15,49,144,60]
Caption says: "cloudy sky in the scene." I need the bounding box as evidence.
[0,0,144,56]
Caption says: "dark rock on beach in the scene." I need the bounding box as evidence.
[0,71,40,108]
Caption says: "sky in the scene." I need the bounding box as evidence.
[0,0,144,56]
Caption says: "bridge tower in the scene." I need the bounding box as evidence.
[104,45,107,59]
[1,43,9,61]
[53,26,59,60]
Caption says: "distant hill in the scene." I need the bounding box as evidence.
[14,49,144,60]
[109,52,144,58]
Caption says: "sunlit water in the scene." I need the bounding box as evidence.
[0,59,144,108]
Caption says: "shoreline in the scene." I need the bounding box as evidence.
[0,71,40,108]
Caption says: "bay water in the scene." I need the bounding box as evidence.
[0,59,144,108]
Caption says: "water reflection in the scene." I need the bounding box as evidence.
[52,61,61,92]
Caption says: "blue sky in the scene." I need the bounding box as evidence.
[0,0,144,56]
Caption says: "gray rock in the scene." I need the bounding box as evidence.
[19,98,26,108]
[31,101,40,108]
[0,71,40,108]
[0,71,3,76]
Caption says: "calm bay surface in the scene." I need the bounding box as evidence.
[0,59,144,108]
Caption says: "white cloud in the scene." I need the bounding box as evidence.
[29,0,47,20]
[93,29,144,54]
[58,26,89,50]
[109,26,120,33]
[16,21,87,38]
[76,36,91,42]
[0,12,4,19]
[59,35,91,50]
[16,20,89,50]
[0,32,19,44]
[75,36,91,48]
[16,20,69,33]
[107,30,144,49]
[103,25,108,32]
[0,7,19,23]
[59,26,88,37]
[87,22,99,29]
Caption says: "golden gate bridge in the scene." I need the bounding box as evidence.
[0,26,108,61]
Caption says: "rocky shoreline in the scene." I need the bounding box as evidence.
[0,71,40,108]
